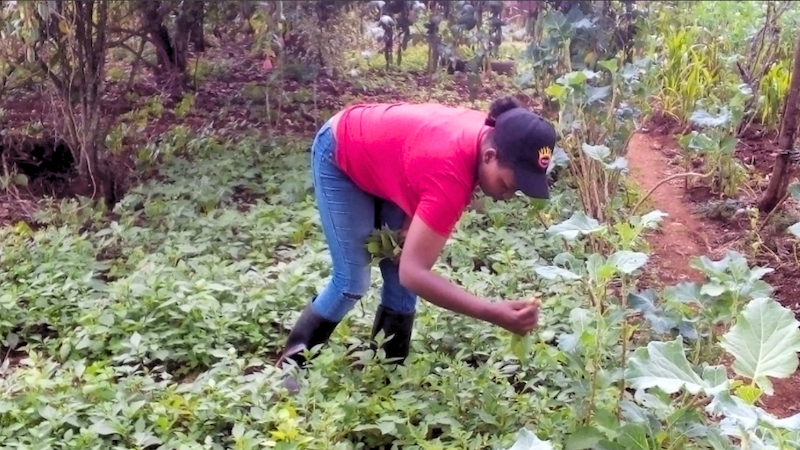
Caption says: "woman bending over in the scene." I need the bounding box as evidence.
[276,96,557,392]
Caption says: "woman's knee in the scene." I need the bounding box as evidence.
[333,265,371,299]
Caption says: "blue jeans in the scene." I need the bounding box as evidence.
[309,120,418,322]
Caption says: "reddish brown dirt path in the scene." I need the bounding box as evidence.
[627,131,800,418]
[627,132,709,284]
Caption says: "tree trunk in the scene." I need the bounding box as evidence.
[187,1,205,52]
[426,6,441,75]
[758,30,800,213]
[396,1,410,66]
[140,1,176,72]
[139,0,191,89]
[75,1,109,199]
[173,4,192,72]
[41,1,112,200]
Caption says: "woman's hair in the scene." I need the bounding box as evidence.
[484,96,526,164]
[485,96,525,127]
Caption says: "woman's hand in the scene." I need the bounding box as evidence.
[485,300,539,335]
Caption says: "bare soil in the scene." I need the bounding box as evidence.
[627,132,710,284]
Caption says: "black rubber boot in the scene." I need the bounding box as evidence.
[275,299,339,393]
[371,305,415,364]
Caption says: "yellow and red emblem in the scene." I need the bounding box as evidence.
[537,146,552,170]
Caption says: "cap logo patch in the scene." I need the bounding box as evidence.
[537,147,552,169]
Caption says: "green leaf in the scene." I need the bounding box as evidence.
[37,2,52,20]
[608,250,648,274]
[719,135,737,155]
[545,84,568,100]
[700,281,726,297]
[705,391,759,429]
[702,365,729,390]
[626,337,727,395]
[5,332,19,350]
[232,423,244,439]
[130,332,142,347]
[90,420,117,436]
[720,297,800,395]
[542,10,568,34]
[565,425,606,450]
[546,211,606,241]
[557,70,590,86]
[98,313,115,327]
[38,404,57,421]
[627,290,676,334]
[594,441,626,450]
[585,254,615,285]
[639,210,668,228]
[367,241,381,254]
[581,143,611,162]
[735,384,762,405]
[598,58,619,73]
[377,420,397,435]
[689,108,731,128]
[535,266,581,281]
[788,222,800,238]
[708,390,800,431]
[504,428,553,450]
[664,282,706,305]
[705,427,737,450]
[617,423,650,449]
[12,173,28,186]
[570,308,594,336]
[586,85,612,104]
[510,334,533,361]
[603,157,628,171]
[549,146,570,171]
[789,182,800,200]
[593,407,619,432]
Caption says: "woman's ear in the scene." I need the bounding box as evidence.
[482,147,498,164]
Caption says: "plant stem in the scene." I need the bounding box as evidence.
[631,171,714,216]
[617,276,628,420]
[583,279,604,425]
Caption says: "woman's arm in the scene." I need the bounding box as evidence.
[398,214,538,334]
[399,214,495,320]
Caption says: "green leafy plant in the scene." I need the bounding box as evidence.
[544,56,647,230]
[677,107,748,197]
[366,226,404,262]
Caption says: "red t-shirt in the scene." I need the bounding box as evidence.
[334,102,488,237]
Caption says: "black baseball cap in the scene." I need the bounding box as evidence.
[490,108,557,199]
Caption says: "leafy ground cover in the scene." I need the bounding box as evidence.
[1,1,800,449]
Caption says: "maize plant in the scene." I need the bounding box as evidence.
[655,27,722,125]
[757,60,791,129]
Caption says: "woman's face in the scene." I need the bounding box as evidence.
[477,148,517,201]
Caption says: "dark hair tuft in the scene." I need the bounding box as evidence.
[487,96,524,123]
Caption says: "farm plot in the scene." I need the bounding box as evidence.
[0,1,799,449]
